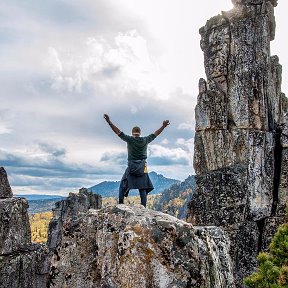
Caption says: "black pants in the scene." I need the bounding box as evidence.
[119,189,147,207]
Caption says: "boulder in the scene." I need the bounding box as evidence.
[47,205,236,288]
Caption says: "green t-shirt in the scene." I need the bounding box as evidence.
[119,132,157,161]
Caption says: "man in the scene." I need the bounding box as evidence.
[104,114,170,207]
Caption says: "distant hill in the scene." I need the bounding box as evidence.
[27,199,66,214]
[89,171,180,197]
[15,194,65,201]
[16,172,180,213]
[152,175,195,219]
[14,194,65,214]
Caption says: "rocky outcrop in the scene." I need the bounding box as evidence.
[48,187,102,250]
[0,167,50,288]
[48,204,235,288]
[0,198,31,255]
[187,0,287,285]
[0,167,102,288]
[0,166,12,198]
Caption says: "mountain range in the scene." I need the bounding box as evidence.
[14,195,65,214]
[15,194,65,201]
[89,171,180,197]
[17,172,180,213]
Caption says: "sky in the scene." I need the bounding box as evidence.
[1,0,287,196]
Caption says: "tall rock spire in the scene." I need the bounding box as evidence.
[187,0,287,285]
[0,167,13,198]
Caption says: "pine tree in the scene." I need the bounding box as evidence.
[244,212,288,287]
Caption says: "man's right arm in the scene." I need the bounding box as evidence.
[104,114,121,135]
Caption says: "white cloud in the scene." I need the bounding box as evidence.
[0,124,12,134]
[46,30,168,98]
[178,122,194,131]
[176,138,194,160]
[160,138,169,145]
[148,144,191,166]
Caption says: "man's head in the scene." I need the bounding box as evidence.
[132,126,141,137]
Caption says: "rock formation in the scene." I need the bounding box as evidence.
[0,167,50,288]
[48,187,102,250]
[0,166,12,198]
[1,1,287,287]
[47,204,235,288]
[0,168,102,288]
[187,0,287,285]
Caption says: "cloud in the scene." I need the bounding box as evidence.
[100,151,127,166]
[37,142,66,157]
[3,0,286,193]
[0,0,199,194]
[0,147,124,195]
[160,138,169,145]
[0,109,14,134]
[148,144,190,166]
[47,30,164,98]
[178,122,195,131]
[0,124,12,135]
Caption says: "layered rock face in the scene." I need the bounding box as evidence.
[0,167,50,288]
[187,0,287,285]
[47,204,235,288]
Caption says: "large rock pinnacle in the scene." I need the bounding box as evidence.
[187,0,287,285]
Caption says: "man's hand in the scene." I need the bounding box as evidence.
[104,114,111,123]
[103,114,121,135]
[163,120,170,127]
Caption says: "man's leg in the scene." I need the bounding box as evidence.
[139,189,147,207]
[119,189,124,204]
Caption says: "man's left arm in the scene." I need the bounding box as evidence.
[153,120,170,136]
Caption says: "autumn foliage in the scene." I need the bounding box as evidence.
[29,211,53,243]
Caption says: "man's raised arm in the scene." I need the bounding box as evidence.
[104,114,121,135]
[154,120,170,136]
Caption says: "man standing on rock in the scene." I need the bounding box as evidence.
[104,114,170,207]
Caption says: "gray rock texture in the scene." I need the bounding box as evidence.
[187,0,287,286]
[0,245,50,288]
[47,204,235,288]
[0,197,31,255]
[0,179,102,288]
[47,187,102,250]
[0,167,12,198]
[0,168,50,288]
